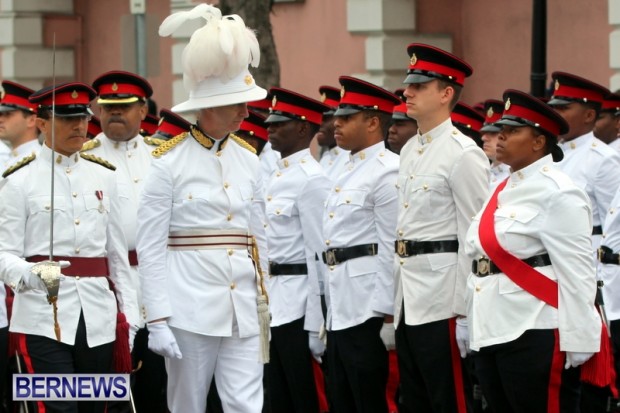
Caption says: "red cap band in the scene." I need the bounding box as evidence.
[98,83,147,98]
[272,101,322,125]
[505,104,560,137]
[409,60,466,85]
[553,84,605,104]
[340,91,397,113]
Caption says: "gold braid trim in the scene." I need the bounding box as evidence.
[79,153,116,171]
[143,136,166,147]
[230,133,257,155]
[151,132,188,158]
[190,125,214,150]
[80,138,101,152]
[2,153,36,178]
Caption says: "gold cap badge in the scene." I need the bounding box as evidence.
[271,96,277,108]
[504,98,511,111]
[554,79,560,91]
[244,75,253,86]
[410,53,417,66]
[486,107,494,118]
[340,86,345,98]
[158,117,164,126]
[71,90,79,99]
[111,82,118,92]
[321,93,326,102]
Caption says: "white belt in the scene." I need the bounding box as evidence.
[168,229,252,251]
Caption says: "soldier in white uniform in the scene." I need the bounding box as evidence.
[386,89,418,155]
[480,99,510,191]
[137,5,269,413]
[548,72,620,257]
[321,76,401,413]
[85,70,167,413]
[317,85,349,181]
[0,81,41,168]
[0,82,138,413]
[394,43,490,412]
[466,89,602,412]
[594,92,620,153]
[236,110,269,156]
[262,87,331,413]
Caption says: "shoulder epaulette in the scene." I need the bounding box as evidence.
[230,133,257,155]
[151,132,188,158]
[143,136,166,147]
[80,138,101,152]
[80,153,116,171]
[2,153,36,178]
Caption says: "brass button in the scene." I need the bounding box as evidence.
[72,192,77,198]
[398,230,403,236]
[216,151,222,157]
[127,153,132,158]
[510,212,516,218]
[75,276,80,280]
[227,213,233,221]
[335,187,340,193]
[188,193,193,200]
[404,202,409,208]
[511,183,516,188]
[542,166,549,172]
[66,168,71,174]
[134,178,139,183]
[410,175,415,179]
[418,148,423,154]
[475,286,481,292]
[74,219,80,225]
[570,142,576,149]
[399,259,404,265]
[283,160,289,168]
[276,171,282,177]
[230,282,236,290]
[267,195,272,201]
[224,182,229,189]
[423,184,428,190]
[329,212,334,218]
[345,199,351,204]
[44,205,51,210]
[329,266,334,271]
[275,209,281,215]
[325,240,331,246]
[75,247,80,254]
[227,249,233,256]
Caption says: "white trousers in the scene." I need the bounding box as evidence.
[166,326,263,413]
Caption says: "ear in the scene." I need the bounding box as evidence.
[25,113,37,128]
[532,133,547,152]
[583,107,597,124]
[366,114,381,133]
[439,85,454,106]
[139,103,148,121]
[35,117,48,134]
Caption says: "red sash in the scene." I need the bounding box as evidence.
[478,179,558,308]
[478,178,616,394]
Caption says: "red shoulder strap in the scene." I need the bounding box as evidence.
[478,179,559,308]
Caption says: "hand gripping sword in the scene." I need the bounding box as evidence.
[30,34,62,342]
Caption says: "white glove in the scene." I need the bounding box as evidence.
[564,351,595,369]
[380,322,396,351]
[318,322,327,345]
[147,321,182,359]
[455,317,470,358]
[129,325,138,353]
[23,260,70,292]
[309,331,326,364]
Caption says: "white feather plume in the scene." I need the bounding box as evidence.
[159,3,261,91]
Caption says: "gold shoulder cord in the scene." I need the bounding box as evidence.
[79,153,117,171]
[2,153,36,178]
[80,138,101,152]
[230,133,257,155]
[152,132,188,158]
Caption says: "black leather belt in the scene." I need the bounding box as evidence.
[593,225,603,235]
[269,261,308,276]
[472,253,552,277]
[395,240,459,258]
[322,243,378,266]
[598,246,620,265]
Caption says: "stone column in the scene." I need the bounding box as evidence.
[346,0,452,90]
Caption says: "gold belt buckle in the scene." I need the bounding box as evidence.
[598,248,603,263]
[396,240,407,257]
[325,250,337,266]
[476,257,490,276]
